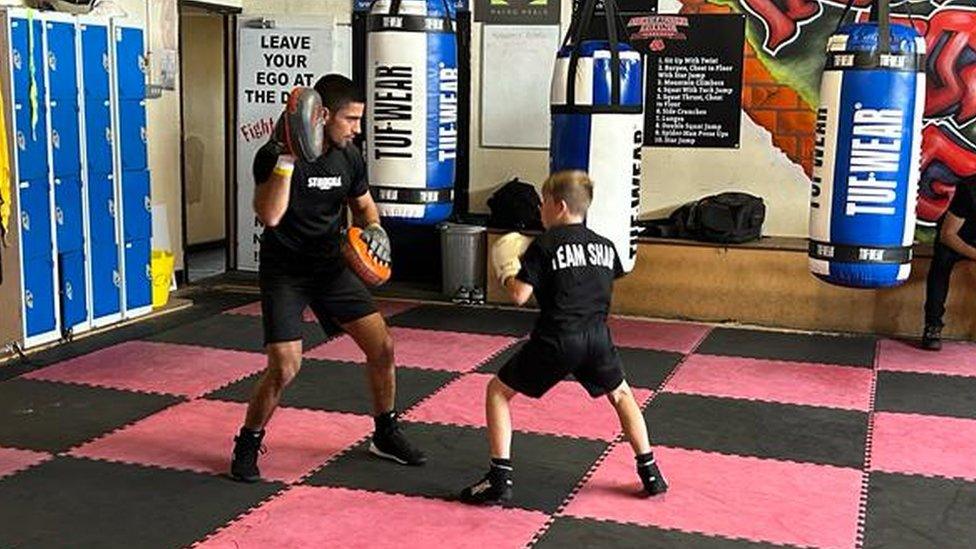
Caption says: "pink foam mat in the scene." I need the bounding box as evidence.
[664,354,874,411]
[0,447,51,479]
[70,400,372,483]
[877,339,976,377]
[198,485,549,549]
[607,317,711,354]
[22,341,267,398]
[871,412,976,481]
[406,373,653,441]
[305,327,516,372]
[563,445,862,549]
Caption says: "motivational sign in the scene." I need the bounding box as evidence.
[236,23,334,271]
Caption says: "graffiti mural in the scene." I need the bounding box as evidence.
[707,0,976,224]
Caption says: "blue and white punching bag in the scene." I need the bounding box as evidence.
[808,4,926,288]
[550,0,644,272]
[367,0,458,224]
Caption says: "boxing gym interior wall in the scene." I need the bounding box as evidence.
[180,6,226,248]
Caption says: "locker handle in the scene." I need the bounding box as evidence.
[144,196,151,212]
[108,198,115,218]
[140,126,147,143]
[12,49,21,71]
[20,211,30,232]
[105,127,112,144]
[102,53,109,72]
[65,282,73,301]
[47,51,57,72]
[145,263,151,281]
[113,270,121,288]
[52,129,60,149]
[56,207,64,226]
[25,290,34,309]
[16,131,25,151]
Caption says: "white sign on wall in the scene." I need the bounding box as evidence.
[235,20,349,271]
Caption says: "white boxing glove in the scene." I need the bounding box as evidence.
[491,232,532,284]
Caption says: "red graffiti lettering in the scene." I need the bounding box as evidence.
[918,9,976,125]
[743,0,873,54]
[918,124,976,222]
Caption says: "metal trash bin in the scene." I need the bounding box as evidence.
[439,222,487,299]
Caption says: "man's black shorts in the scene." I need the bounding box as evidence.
[259,263,377,345]
[498,324,625,398]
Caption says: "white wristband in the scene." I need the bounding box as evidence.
[273,155,295,177]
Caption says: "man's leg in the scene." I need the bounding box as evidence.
[923,239,962,350]
[244,341,303,429]
[341,312,426,466]
[231,270,308,483]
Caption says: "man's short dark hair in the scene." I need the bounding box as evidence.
[313,74,365,113]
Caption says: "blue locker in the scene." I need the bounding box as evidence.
[90,242,121,319]
[124,238,151,310]
[23,256,57,338]
[45,20,78,102]
[80,22,110,99]
[54,176,84,253]
[9,17,45,104]
[50,99,81,176]
[84,98,112,174]
[87,172,116,244]
[58,251,88,329]
[121,170,150,241]
[12,99,49,181]
[119,100,147,171]
[115,26,145,100]
[18,178,53,261]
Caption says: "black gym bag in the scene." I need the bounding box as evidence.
[640,192,766,244]
[487,178,544,231]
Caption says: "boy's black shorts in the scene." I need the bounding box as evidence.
[498,324,625,398]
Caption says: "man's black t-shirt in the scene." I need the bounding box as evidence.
[253,143,368,266]
[947,182,976,244]
[516,224,624,336]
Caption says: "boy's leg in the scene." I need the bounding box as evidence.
[607,381,668,495]
[460,376,518,504]
[460,338,565,505]
[487,376,518,459]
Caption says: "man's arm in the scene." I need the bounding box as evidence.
[347,191,381,228]
[253,154,295,228]
[940,212,976,260]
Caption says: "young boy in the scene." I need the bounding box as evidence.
[459,170,667,505]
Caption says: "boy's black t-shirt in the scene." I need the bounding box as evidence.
[947,182,976,244]
[252,143,369,265]
[516,224,624,336]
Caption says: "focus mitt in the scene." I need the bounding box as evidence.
[342,225,392,286]
[272,86,325,163]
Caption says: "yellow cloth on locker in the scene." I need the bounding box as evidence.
[0,88,10,245]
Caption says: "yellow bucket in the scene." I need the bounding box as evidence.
[151,250,175,309]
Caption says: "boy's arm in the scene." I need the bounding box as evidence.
[504,277,534,306]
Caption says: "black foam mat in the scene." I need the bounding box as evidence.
[146,313,331,353]
[875,371,976,419]
[535,517,782,549]
[696,328,876,367]
[388,304,538,336]
[862,472,976,549]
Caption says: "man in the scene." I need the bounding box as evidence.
[922,180,976,351]
[230,74,426,483]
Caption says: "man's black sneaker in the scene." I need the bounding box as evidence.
[370,414,427,466]
[921,324,942,351]
[460,470,513,505]
[230,427,266,483]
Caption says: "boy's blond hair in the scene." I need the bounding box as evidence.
[542,170,593,216]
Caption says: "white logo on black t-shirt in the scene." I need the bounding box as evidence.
[308,176,342,191]
[551,242,616,271]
